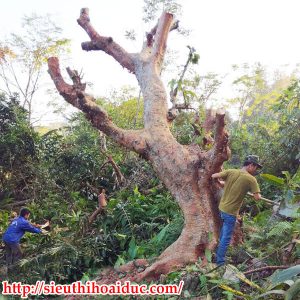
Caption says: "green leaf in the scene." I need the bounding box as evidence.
[114,233,127,240]
[153,224,170,244]
[266,221,292,238]
[107,198,119,209]
[254,290,286,299]
[261,174,284,186]
[128,238,137,260]
[183,290,191,298]
[167,271,181,281]
[282,171,291,182]
[268,265,300,286]
[286,190,294,202]
[285,279,300,300]
[114,255,126,268]
[205,248,212,263]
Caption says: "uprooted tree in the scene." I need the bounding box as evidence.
[48,8,230,281]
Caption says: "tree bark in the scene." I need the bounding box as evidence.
[48,9,230,281]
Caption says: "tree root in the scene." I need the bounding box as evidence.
[92,248,205,287]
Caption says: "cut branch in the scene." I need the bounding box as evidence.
[87,190,107,226]
[147,19,178,48]
[201,109,215,147]
[48,57,147,155]
[77,8,135,74]
[207,109,230,171]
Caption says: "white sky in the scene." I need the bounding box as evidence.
[1,0,300,124]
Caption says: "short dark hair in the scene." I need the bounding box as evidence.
[20,208,31,217]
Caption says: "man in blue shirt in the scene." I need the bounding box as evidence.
[3,208,43,269]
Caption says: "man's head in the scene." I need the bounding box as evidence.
[243,155,262,175]
[20,208,31,219]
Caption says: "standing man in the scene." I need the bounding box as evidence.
[2,208,46,270]
[211,155,262,266]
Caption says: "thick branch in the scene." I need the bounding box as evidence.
[206,109,230,171]
[77,8,135,73]
[152,12,174,69]
[48,57,146,155]
[146,19,178,49]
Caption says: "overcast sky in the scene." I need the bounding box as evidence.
[1,0,300,124]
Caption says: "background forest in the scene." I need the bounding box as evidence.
[0,1,300,299]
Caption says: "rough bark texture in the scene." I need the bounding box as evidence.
[48,9,230,282]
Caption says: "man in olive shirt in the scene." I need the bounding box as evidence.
[212,155,262,266]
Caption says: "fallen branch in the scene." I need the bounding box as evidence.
[244,265,291,275]
[246,240,298,270]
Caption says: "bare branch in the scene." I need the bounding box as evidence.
[0,64,14,97]
[98,152,126,186]
[244,265,292,276]
[167,104,196,122]
[8,61,27,101]
[77,8,135,73]
[107,155,125,185]
[48,57,147,155]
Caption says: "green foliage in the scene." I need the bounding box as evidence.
[229,75,300,176]
[101,96,144,130]
[268,265,300,286]
[260,170,300,218]
[0,94,38,202]
[142,0,182,23]
[102,187,182,263]
[0,44,299,300]
[261,173,285,186]
[266,221,292,238]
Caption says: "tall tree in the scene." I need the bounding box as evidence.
[48,8,230,280]
[0,14,69,123]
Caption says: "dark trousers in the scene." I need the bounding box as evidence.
[4,242,22,268]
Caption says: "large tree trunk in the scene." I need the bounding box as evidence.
[134,130,223,280]
[48,8,230,282]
